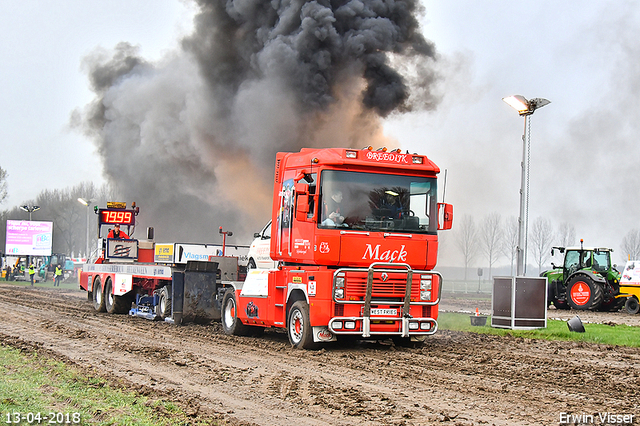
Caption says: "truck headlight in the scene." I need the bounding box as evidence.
[420,291,431,301]
[420,276,432,290]
[334,288,344,299]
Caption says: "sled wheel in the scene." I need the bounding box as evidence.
[105,278,131,314]
[221,289,248,336]
[625,297,640,315]
[566,275,603,310]
[287,301,318,349]
[92,276,106,312]
[156,286,172,319]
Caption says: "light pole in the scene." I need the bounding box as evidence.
[503,95,550,276]
[20,205,40,221]
[77,198,95,259]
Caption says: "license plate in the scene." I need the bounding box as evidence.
[370,308,398,316]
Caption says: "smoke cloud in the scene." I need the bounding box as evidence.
[74,0,440,243]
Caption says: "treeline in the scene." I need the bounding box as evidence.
[0,181,119,258]
[449,213,640,278]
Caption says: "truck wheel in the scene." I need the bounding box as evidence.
[92,277,106,312]
[625,297,640,315]
[105,278,131,314]
[156,286,172,319]
[566,275,603,310]
[221,289,248,336]
[287,301,318,349]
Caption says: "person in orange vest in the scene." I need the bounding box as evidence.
[107,224,129,239]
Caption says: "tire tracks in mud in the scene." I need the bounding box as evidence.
[1,284,639,425]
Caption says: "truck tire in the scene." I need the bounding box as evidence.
[92,276,106,312]
[287,301,318,350]
[566,275,603,310]
[221,289,248,336]
[552,299,570,310]
[105,278,132,314]
[625,297,640,315]
[155,286,172,319]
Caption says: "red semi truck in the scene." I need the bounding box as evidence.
[79,147,453,349]
[221,147,453,348]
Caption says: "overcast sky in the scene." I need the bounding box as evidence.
[1,1,639,267]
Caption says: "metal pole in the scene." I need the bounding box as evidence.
[85,206,90,259]
[516,115,528,276]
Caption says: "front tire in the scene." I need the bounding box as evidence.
[92,276,106,312]
[625,297,640,315]
[247,259,256,271]
[566,275,604,310]
[221,289,248,336]
[287,301,318,349]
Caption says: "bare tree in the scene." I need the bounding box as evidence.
[480,212,502,281]
[455,214,479,281]
[0,166,7,204]
[529,217,554,274]
[557,222,576,247]
[621,229,640,262]
[501,216,518,276]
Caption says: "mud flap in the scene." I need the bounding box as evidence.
[312,326,336,343]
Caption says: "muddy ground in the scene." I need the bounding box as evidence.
[1,283,639,426]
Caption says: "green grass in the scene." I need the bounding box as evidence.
[438,312,640,347]
[0,346,219,425]
[0,278,79,290]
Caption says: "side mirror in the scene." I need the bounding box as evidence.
[295,182,310,221]
[254,232,260,238]
[437,203,453,230]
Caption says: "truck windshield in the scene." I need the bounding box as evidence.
[319,170,437,234]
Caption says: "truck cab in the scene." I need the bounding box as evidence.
[222,147,453,348]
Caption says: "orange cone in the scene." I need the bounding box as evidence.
[475,308,480,317]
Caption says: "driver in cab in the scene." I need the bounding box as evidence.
[107,223,129,239]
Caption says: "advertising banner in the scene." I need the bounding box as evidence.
[5,220,53,256]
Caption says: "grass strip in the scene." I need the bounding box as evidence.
[438,312,640,347]
[0,345,220,425]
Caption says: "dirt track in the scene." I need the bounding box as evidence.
[1,283,639,425]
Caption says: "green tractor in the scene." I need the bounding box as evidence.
[541,240,624,311]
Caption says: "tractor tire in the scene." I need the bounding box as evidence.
[566,275,604,310]
[287,301,319,350]
[92,276,106,312]
[155,286,172,319]
[105,278,132,314]
[221,289,249,336]
[625,297,640,315]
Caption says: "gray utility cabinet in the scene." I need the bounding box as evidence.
[492,276,547,329]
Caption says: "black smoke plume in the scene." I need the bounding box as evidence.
[74,0,440,243]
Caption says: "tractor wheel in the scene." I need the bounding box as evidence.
[155,286,172,319]
[566,275,604,310]
[287,301,319,349]
[92,276,106,312]
[625,297,640,315]
[221,289,248,336]
[105,278,132,314]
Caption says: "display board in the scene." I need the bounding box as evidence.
[5,220,53,256]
